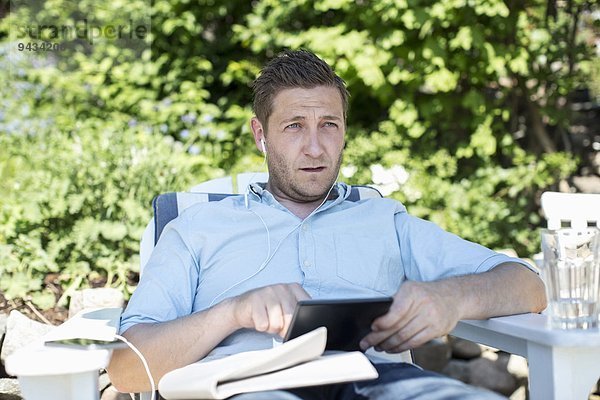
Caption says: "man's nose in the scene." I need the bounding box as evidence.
[303,127,324,158]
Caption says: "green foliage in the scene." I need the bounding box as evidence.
[1,0,596,307]
[0,121,220,306]
[230,0,590,255]
[0,40,222,305]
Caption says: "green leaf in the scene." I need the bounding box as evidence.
[99,222,128,241]
[424,68,459,93]
[450,27,473,51]
[30,290,57,310]
[470,116,497,158]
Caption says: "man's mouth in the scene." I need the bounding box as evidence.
[300,167,326,172]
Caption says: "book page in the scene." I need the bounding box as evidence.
[43,307,122,342]
[217,352,378,399]
[221,326,327,382]
[159,327,328,399]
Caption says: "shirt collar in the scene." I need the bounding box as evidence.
[248,181,351,213]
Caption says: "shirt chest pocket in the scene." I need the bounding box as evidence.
[333,233,402,295]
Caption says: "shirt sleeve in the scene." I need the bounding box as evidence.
[394,211,535,282]
[119,218,200,334]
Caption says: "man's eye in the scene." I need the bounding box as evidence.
[324,122,338,128]
[286,123,301,129]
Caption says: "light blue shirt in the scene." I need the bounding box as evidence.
[120,182,531,360]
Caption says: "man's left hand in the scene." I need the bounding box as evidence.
[359,280,460,353]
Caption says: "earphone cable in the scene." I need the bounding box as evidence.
[113,334,156,400]
[210,181,337,307]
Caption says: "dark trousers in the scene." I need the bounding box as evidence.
[230,362,506,400]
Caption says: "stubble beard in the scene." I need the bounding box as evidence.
[267,150,343,203]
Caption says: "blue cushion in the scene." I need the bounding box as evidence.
[151,185,382,245]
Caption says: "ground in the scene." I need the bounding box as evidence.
[0,292,68,326]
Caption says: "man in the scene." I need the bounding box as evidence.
[108,50,546,399]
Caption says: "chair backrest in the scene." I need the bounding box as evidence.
[188,172,270,194]
[139,176,383,272]
[139,173,267,270]
[540,191,600,230]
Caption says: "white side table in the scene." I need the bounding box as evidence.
[452,313,600,400]
[5,307,121,400]
[6,344,112,400]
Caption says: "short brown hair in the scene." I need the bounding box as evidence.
[252,49,349,128]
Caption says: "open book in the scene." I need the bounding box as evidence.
[43,307,122,342]
[158,327,378,399]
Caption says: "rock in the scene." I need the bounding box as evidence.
[449,337,482,360]
[411,337,451,373]
[0,314,8,378]
[442,356,520,397]
[507,354,528,379]
[69,288,124,318]
[496,248,519,258]
[0,311,53,363]
[510,385,527,400]
[0,393,21,400]
[559,179,571,193]
[441,359,470,383]
[0,314,7,337]
[0,378,21,400]
[572,175,600,193]
[468,357,519,396]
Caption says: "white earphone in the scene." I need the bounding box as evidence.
[260,138,267,154]
[211,180,338,307]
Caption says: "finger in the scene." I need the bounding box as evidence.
[264,302,285,334]
[375,322,427,352]
[371,297,415,331]
[252,304,270,332]
[288,283,311,301]
[277,289,304,337]
[280,309,294,338]
[361,311,421,350]
[360,327,395,350]
[387,327,434,353]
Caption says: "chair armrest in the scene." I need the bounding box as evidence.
[451,313,600,357]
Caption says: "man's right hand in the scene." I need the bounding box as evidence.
[229,283,310,337]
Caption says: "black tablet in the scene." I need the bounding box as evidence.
[283,297,393,351]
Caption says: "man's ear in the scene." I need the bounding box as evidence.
[250,117,265,153]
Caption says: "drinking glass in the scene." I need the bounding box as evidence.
[540,227,600,329]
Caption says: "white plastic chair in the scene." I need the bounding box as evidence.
[533,191,600,267]
[453,190,600,400]
[136,175,407,400]
[541,191,600,229]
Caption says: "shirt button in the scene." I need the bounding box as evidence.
[302,224,308,232]
[303,260,311,268]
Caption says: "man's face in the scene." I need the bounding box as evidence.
[252,86,345,203]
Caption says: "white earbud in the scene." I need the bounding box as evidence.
[260,138,267,154]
